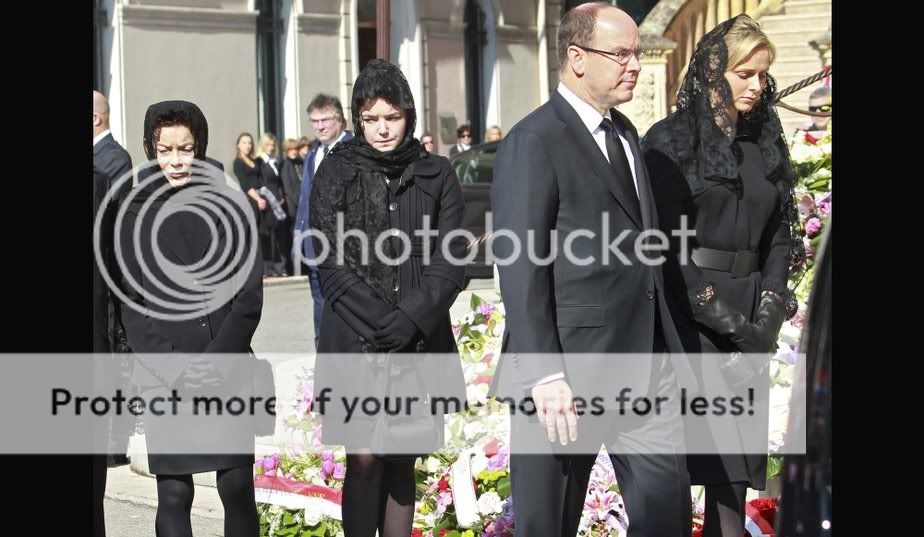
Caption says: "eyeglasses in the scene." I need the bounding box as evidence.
[310,116,338,126]
[460,133,472,139]
[808,104,832,113]
[570,43,644,65]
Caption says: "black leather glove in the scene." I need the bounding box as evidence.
[372,309,420,352]
[751,292,788,351]
[692,285,775,353]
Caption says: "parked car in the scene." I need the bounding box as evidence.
[450,141,500,282]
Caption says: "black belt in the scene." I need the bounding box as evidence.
[691,247,760,278]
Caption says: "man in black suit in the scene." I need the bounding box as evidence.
[490,4,695,536]
[92,90,135,468]
[93,91,133,202]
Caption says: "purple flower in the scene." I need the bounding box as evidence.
[436,490,454,517]
[494,514,513,535]
[333,462,346,481]
[321,459,334,478]
[452,324,462,336]
[487,447,509,470]
[262,454,280,473]
[478,304,496,318]
[805,217,823,237]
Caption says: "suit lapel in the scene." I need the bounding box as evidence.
[551,92,642,229]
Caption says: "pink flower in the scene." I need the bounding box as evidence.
[805,217,823,237]
[477,304,496,318]
[483,438,501,457]
[798,194,815,218]
[452,324,462,336]
[584,489,618,523]
[815,193,831,217]
[791,312,806,330]
[311,425,324,450]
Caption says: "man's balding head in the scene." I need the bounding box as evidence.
[93,91,110,136]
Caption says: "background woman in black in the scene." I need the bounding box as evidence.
[642,15,801,537]
[309,59,467,537]
[279,138,304,275]
[233,132,264,211]
[119,101,263,537]
[257,133,288,276]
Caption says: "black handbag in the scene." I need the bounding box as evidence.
[369,356,443,459]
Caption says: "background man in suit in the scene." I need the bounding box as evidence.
[92,91,135,468]
[490,4,694,536]
[93,91,133,201]
[293,94,352,350]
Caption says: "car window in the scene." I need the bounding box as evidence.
[453,146,496,185]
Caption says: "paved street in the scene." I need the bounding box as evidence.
[104,276,499,536]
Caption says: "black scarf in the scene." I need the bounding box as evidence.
[309,59,427,303]
[641,15,804,274]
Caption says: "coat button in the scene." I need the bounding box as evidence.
[199,319,207,327]
[393,283,400,293]
[646,290,654,300]
[389,202,398,211]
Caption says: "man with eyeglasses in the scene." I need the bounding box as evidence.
[490,3,694,536]
[448,124,473,158]
[799,85,831,133]
[293,93,353,350]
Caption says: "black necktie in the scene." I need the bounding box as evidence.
[599,117,640,211]
[323,144,329,157]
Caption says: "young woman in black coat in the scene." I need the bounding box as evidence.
[642,16,801,537]
[309,60,467,537]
